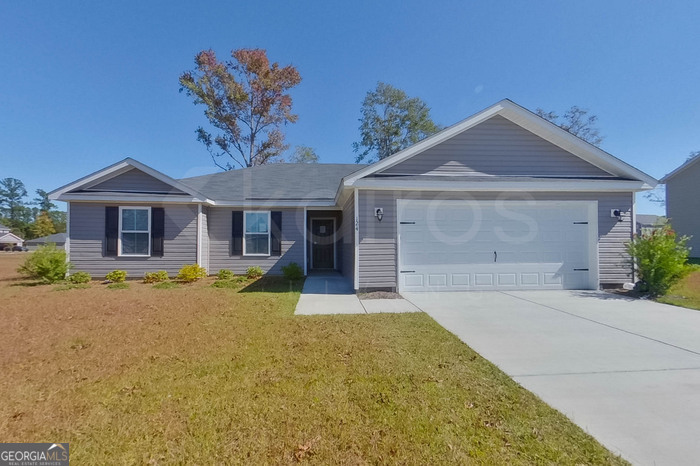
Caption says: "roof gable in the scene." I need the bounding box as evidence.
[376,115,613,178]
[86,167,186,194]
[49,158,210,202]
[344,99,657,188]
[661,154,700,183]
[0,232,24,243]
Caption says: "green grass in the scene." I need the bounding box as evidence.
[658,268,700,310]
[152,281,180,289]
[53,283,91,291]
[0,272,625,464]
[210,276,248,289]
[106,282,129,290]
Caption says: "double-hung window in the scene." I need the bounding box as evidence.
[119,207,151,256]
[244,211,270,256]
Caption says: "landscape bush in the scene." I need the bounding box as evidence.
[143,270,169,283]
[67,271,91,284]
[17,244,71,283]
[626,224,693,296]
[177,264,207,283]
[105,270,128,283]
[216,269,234,280]
[281,262,304,281]
[246,266,264,279]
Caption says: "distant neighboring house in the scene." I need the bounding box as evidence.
[636,214,666,236]
[49,99,657,291]
[661,154,700,257]
[0,222,24,250]
[25,232,67,251]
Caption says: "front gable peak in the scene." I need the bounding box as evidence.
[343,99,657,188]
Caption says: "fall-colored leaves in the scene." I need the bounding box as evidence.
[180,48,302,169]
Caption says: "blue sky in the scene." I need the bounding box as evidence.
[1,1,698,214]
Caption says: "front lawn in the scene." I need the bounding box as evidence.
[657,264,700,310]
[0,255,625,464]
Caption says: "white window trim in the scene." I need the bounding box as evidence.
[118,206,151,257]
[243,210,271,257]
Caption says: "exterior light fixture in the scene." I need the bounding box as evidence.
[375,207,384,222]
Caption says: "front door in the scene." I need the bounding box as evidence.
[311,219,335,269]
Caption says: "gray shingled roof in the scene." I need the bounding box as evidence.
[0,223,9,231]
[25,232,67,244]
[179,163,367,202]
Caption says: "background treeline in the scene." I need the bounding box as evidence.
[0,178,66,240]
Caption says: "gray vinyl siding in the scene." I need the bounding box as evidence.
[378,115,612,178]
[341,195,355,279]
[357,190,634,290]
[69,202,197,277]
[87,168,186,194]
[207,207,304,275]
[665,162,700,255]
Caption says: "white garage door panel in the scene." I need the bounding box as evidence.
[398,200,597,292]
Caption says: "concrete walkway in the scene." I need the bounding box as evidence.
[294,274,420,315]
[404,290,700,466]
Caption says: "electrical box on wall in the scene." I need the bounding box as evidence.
[610,209,622,219]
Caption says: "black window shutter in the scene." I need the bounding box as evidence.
[151,207,165,257]
[105,206,119,257]
[271,211,282,256]
[231,211,243,256]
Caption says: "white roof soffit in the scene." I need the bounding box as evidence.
[343,99,658,189]
[48,158,212,203]
[660,154,700,183]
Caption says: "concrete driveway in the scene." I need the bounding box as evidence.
[404,290,700,466]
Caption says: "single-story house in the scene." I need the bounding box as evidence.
[25,232,68,251]
[49,99,657,292]
[661,154,700,256]
[635,214,666,236]
[0,223,24,250]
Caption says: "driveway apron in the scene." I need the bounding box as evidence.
[404,290,700,466]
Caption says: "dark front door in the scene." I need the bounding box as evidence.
[312,219,335,269]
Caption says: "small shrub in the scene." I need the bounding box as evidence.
[177,264,207,283]
[216,269,234,280]
[106,270,127,283]
[17,244,71,283]
[143,270,169,283]
[281,262,304,281]
[246,266,264,279]
[626,224,693,296]
[68,271,91,284]
[107,282,129,290]
[153,281,180,289]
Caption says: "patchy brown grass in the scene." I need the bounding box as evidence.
[0,254,626,464]
[658,268,700,310]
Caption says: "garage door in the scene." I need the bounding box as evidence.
[397,200,597,292]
